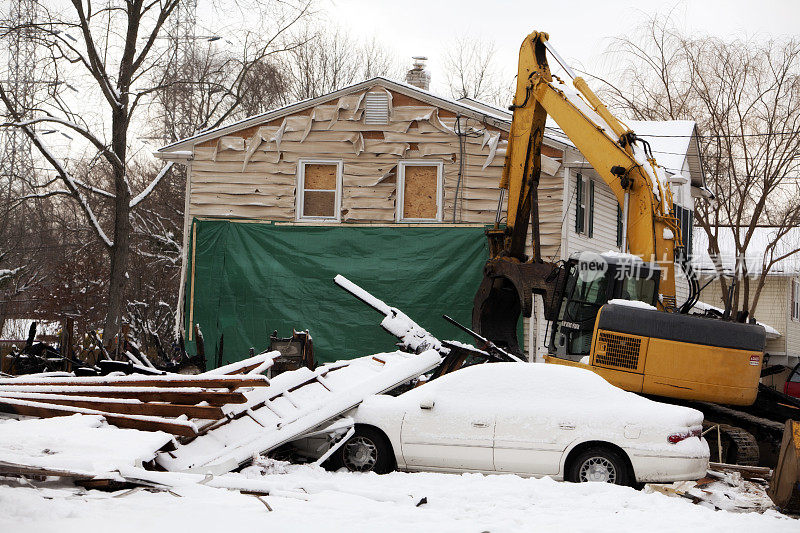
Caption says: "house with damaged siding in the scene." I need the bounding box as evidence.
[156,72,704,366]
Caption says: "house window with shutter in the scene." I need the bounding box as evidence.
[397,160,443,222]
[575,173,594,237]
[792,279,800,321]
[674,205,694,256]
[296,160,342,221]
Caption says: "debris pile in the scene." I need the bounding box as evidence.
[0,351,278,438]
[0,277,444,483]
[648,462,776,513]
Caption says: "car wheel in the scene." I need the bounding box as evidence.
[337,426,394,474]
[567,446,631,486]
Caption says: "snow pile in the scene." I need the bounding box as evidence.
[0,414,172,473]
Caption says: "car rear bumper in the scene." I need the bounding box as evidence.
[630,452,709,482]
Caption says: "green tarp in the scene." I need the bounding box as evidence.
[185,220,501,366]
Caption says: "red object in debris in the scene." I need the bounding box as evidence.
[784,363,800,399]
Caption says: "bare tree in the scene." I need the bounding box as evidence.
[442,34,512,107]
[603,16,800,318]
[280,23,400,101]
[152,1,312,142]
[0,0,314,344]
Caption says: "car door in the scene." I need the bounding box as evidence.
[493,402,573,476]
[400,386,495,472]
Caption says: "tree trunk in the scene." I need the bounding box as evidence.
[104,104,131,342]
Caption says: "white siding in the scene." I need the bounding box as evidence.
[564,167,620,257]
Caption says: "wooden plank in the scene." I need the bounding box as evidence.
[767,419,800,512]
[0,375,269,389]
[0,392,225,419]
[0,397,198,437]
[0,460,96,480]
[0,386,247,406]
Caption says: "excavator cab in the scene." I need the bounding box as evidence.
[549,253,660,361]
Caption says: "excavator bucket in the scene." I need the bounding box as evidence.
[472,259,565,357]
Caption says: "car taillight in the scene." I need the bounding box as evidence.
[668,427,701,444]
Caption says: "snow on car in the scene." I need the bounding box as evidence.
[326,362,709,486]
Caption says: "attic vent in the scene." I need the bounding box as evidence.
[364,92,389,125]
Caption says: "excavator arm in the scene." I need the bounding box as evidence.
[474,31,686,353]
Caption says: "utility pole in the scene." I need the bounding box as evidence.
[161,0,198,143]
[0,0,38,185]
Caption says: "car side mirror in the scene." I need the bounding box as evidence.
[419,398,435,410]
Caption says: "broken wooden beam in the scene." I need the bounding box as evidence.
[0,391,225,419]
[203,351,279,376]
[0,375,269,389]
[0,460,97,480]
[709,461,773,479]
[0,461,170,492]
[0,386,247,406]
[0,397,198,436]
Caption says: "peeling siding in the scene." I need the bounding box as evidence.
[186,88,527,224]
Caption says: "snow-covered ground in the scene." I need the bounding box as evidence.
[2,463,796,533]
[0,415,796,533]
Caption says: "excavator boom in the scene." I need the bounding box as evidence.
[501,31,681,305]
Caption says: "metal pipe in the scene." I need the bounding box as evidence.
[621,191,630,252]
[542,40,577,79]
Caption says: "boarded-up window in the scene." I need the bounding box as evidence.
[397,161,442,222]
[297,161,341,220]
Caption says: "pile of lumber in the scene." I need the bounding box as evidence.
[0,352,278,438]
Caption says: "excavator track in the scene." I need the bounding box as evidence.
[702,422,761,466]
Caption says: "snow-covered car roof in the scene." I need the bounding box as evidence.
[383,362,702,429]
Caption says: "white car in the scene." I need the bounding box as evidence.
[329,362,709,486]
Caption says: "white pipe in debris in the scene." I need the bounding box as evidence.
[334,275,393,316]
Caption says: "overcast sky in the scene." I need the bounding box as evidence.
[325,0,800,93]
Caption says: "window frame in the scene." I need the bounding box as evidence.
[575,172,594,237]
[296,159,343,222]
[792,278,800,321]
[396,159,444,223]
[674,204,694,256]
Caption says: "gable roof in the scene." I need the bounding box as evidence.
[626,120,705,188]
[157,77,581,157]
[158,78,505,155]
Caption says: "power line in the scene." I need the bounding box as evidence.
[544,125,800,140]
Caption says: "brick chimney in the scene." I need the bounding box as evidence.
[405,56,430,91]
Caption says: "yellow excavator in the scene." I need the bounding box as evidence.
[471,31,779,464]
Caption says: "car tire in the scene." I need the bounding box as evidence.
[566,446,632,486]
[334,426,395,474]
